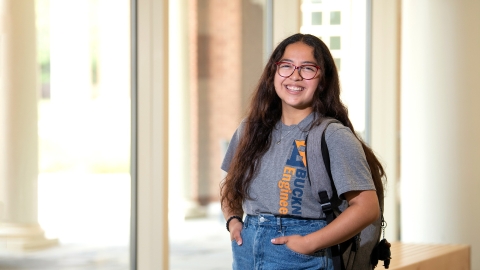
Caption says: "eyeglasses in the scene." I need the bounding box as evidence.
[275,62,320,80]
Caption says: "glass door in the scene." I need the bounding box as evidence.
[0,0,133,269]
[167,0,272,269]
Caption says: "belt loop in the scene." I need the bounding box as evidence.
[276,216,282,232]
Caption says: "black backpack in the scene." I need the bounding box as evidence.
[311,121,391,270]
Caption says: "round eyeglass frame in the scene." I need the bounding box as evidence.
[275,61,320,80]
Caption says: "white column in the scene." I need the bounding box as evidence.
[0,0,57,250]
[168,0,200,221]
[401,0,480,268]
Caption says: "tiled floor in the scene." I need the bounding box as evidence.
[0,244,129,270]
[170,216,232,270]
[0,174,232,270]
[0,216,232,270]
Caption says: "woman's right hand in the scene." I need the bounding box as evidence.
[229,219,243,245]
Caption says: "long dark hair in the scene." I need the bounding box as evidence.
[220,33,386,214]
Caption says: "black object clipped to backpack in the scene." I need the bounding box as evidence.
[371,238,392,269]
[319,125,391,270]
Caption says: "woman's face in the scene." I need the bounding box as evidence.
[274,42,320,114]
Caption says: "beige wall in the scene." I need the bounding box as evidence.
[371,0,401,241]
[273,0,300,46]
[136,0,169,268]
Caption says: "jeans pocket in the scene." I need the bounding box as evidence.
[231,227,255,270]
[268,244,327,269]
[283,244,325,259]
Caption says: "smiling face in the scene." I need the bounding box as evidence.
[274,42,320,120]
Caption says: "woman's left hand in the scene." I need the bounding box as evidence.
[271,235,315,255]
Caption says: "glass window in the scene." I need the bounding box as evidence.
[301,0,369,137]
[330,36,341,50]
[312,12,322,25]
[330,11,341,25]
[334,58,341,71]
[34,0,131,268]
[168,0,270,268]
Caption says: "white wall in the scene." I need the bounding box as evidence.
[401,0,480,268]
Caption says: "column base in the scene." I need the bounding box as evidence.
[0,223,58,251]
[183,200,207,219]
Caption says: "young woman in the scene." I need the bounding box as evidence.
[220,33,386,270]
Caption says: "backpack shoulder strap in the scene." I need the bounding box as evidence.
[305,118,338,221]
[316,121,345,270]
[318,122,336,224]
[321,126,333,182]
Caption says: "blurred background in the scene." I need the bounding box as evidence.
[1,0,479,269]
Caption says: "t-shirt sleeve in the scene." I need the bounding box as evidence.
[221,121,245,172]
[325,123,376,198]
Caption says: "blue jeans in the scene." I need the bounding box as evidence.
[231,214,333,270]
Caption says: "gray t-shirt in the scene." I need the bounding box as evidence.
[221,113,376,219]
